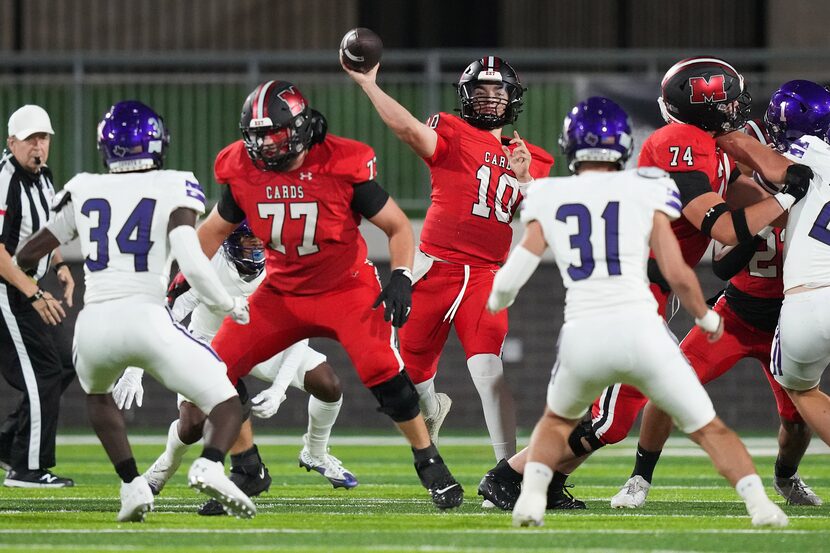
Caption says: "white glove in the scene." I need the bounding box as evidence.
[251,387,287,419]
[208,296,250,325]
[113,367,144,409]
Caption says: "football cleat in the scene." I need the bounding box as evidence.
[415,451,463,509]
[424,393,452,445]
[428,476,464,510]
[747,499,789,527]
[512,490,547,527]
[547,484,587,510]
[4,469,74,488]
[298,435,358,489]
[143,453,182,495]
[117,476,154,522]
[198,463,272,516]
[187,457,256,519]
[477,467,520,511]
[774,474,823,506]
[610,475,650,509]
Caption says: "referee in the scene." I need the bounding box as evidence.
[0,105,74,487]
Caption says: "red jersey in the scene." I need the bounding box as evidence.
[214,136,378,295]
[729,227,785,299]
[419,113,554,266]
[639,123,735,267]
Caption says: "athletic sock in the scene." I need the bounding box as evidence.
[467,354,517,461]
[164,420,191,465]
[200,447,225,464]
[414,379,438,419]
[306,395,342,458]
[632,443,662,483]
[548,470,569,493]
[523,462,554,495]
[736,473,770,508]
[115,457,140,483]
[774,456,798,479]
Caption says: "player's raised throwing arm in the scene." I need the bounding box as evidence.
[341,59,438,159]
[650,212,722,341]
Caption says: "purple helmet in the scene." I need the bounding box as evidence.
[559,97,633,172]
[222,221,265,276]
[765,80,830,151]
[97,100,170,173]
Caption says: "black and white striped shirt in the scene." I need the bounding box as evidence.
[0,151,56,281]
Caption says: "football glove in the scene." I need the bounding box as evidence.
[208,296,251,325]
[166,271,191,307]
[372,268,412,327]
[113,367,144,409]
[250,387,287,419]
[780,163,813,204]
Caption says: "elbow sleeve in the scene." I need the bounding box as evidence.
[488,246,541,312]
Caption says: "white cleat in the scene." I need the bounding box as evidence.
[143,453,182,496]
[187,457,256,519]
[610,475,651,509]
[424,393,452,445]
[774,474,823,506]
[748,499,789,527]
[512,490,547,527]
[298,435,358,489]
[481,499,496,509]
[117,476,154,522]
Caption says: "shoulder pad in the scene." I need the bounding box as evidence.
[637,167,669,179]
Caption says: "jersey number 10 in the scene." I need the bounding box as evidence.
[556,201,621,281]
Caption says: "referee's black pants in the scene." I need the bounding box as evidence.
[0,282,64,471]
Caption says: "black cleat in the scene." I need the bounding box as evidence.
[547,484,587,510]
[197,463,271,516]
[477,458,522,511]
[414,451,463,510]
[429,476,464,510]
[4,469,74,488]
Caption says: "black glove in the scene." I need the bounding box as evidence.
[166,271,191,307]
[372,268,412,328]
[309,109,328,146]
[781,163,813,204]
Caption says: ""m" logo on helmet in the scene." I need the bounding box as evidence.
[689,75,727,104]
[277,86,306,117]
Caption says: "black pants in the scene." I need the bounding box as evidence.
[0,282,66,471]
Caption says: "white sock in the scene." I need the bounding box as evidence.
[524,462,554,495]
[306,395,342,458]
[735,473,770,507]
[166,420,191,465]
[414,378,438,419]
[467,354,517,461]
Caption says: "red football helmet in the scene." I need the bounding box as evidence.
[239,80,315,171]
[658,56,750,135]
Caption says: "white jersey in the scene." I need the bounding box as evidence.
[521,168,681,320]
[178,253,265,341]
[782,135,830,291]
[46,170,205,304]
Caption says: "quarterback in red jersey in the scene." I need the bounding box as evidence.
[181,80,464,510]
[343,55,553,470]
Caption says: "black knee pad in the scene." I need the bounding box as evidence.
[568,417,605,457]
[235,379,252,422]
[369,372,420,423]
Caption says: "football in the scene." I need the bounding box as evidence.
[340,27,383,73]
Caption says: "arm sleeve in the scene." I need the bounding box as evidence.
[350,180,390,218]
[170,289,201,323]
[217,185,246,224]
[488,245,542,312]
[261,340,310,396]
[711,237,762,281]
[670,170,712,207]
[168,225,234,312]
